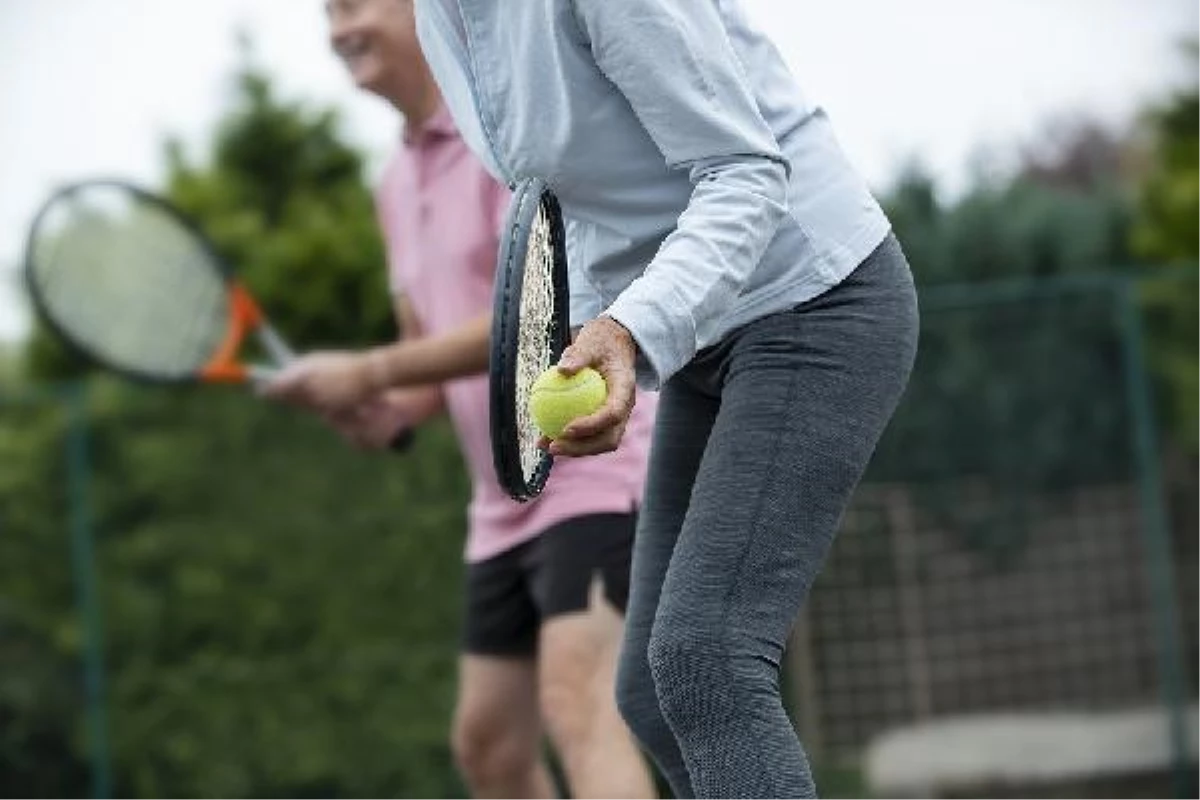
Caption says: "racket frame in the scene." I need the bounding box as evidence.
[489,178,570,502]
[23,179,293,385]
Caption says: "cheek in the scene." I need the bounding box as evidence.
[376,17,418,56]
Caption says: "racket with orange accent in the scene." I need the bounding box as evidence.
[24,180,296,386]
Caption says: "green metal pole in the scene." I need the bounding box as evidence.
[64,383,112,798]
[1117,283,1193,798]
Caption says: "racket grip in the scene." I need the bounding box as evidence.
[258,323,296,365]
[247,365,279,386]
[389,428,416,453]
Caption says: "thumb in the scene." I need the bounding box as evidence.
[557,343,593,375]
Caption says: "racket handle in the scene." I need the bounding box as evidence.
[258,322,297,365]
[247,365,279,385]
[389,428,416,453]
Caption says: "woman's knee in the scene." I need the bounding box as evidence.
[646,623,775,733]
[647,624,715,694]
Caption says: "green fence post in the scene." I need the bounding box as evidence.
[1118,280,1192,798]
[64,382,112,799]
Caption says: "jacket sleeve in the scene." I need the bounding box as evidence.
[571,0,791,386]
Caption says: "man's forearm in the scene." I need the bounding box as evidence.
[366,313,492,389]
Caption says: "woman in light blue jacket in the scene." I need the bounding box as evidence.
[276,0,918,795]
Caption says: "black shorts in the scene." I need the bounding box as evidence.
[462,511,637,656]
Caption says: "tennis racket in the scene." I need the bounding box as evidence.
[489,178,570,502]
[24,179,414,449]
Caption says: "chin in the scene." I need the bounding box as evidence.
[345,60,381,91]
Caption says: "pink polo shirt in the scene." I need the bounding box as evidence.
[376,105,657,564]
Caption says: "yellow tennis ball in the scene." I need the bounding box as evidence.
[528,367,607,439]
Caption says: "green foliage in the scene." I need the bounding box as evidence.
[1,383,471,797]
[0,395,92,798]
[885,164,1134,289]
[24,65,396,385]
[1131,46,1200,264]
[164,69,393,352]
[163,67,395,349]
[1131,43,1199,451]
[92,386,468,798]
[866,284,1134,566]
[874,109,1193,565]
[0,343,21,385]
[6,61,475,797]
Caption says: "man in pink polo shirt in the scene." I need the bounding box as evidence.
[310,1,657,796]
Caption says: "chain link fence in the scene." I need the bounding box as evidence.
[791,273,1197,798]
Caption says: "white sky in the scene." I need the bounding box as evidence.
[1,0,1196,343]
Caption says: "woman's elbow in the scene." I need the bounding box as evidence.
[759,156,791,217]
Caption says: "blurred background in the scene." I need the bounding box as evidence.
[1,1,1197,797]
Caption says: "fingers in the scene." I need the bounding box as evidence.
[550,362,635,455]
[544,316,638,456]
[556,342,591,376]
[559,316,630,374]
[259,354,336,406]
[561,382,634,439]
[549,418,628,457]
[551,397,630,454]
[325,404,395,450]
[257,351,375,415]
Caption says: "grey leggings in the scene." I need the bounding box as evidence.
[615,234,919,798]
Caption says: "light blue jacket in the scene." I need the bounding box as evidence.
[416,0,891,389]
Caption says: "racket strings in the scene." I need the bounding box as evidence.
[515,204,558,480]
[29,190,230,377]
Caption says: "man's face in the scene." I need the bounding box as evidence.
[326,0,417,94]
